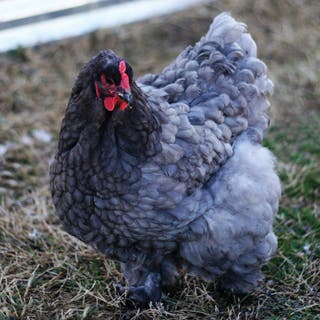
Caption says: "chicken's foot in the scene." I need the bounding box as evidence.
[116,272,162,307]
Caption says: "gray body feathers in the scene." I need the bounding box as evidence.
[50,13,281,293]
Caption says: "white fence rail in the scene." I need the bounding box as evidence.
[0,0,205,52]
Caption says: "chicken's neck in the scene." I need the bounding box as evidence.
[108,82,162,160]
[58,82,162,164]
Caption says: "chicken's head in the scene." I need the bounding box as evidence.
[92,50,134,112]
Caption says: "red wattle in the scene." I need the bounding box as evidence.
[119,101,128,111]
[104,97,116,111]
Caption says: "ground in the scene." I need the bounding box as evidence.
[0,0,319,319]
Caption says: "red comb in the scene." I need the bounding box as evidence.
[119,60,130,91]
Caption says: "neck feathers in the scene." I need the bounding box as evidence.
[57,81,161,161]
[113,82,162,159]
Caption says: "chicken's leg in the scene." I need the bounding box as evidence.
[116,272,162,306]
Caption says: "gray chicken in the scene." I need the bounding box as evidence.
[50,12,281,305]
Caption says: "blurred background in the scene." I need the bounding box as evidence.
[0,0,319,319]
[0,0,205,51]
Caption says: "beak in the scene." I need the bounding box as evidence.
[117,89,133,105]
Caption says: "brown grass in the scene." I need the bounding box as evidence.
[0,0,319,319]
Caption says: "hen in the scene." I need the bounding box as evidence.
[50,13,281,305]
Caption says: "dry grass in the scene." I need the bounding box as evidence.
[0,0,319,319]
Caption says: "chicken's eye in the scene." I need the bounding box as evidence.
[100,74,115,86]
[105,77,115,85]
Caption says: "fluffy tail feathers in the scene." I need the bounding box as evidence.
[180,137,281,292]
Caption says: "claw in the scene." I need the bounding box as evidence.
[116,272,162,307]
[144,273,162,303]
